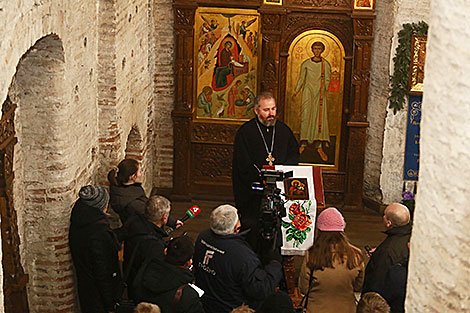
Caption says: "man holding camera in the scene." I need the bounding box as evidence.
[232,91,299,249]
[193,204,283,313]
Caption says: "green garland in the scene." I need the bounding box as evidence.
[388,21,428,114]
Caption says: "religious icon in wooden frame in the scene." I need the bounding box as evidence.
[193,7,261,121]
[286,30,345,169]
[408,35,427,95]
[284,178,309,201]
[354,0,374,10]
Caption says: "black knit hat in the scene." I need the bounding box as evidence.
[165,235,194,266]
[79,185,110,212]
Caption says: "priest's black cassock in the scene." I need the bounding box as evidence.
[232,117,299,248]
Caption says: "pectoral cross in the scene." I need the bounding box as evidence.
[266,153,275,166]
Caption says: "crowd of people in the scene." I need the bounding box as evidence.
[68,92,412,313]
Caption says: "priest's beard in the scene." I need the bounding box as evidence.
[257,116,277,127]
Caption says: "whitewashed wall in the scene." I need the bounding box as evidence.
[379,0,430,204]
[407,0,470,310]
[363,0,395,204]
[0,0,160,310]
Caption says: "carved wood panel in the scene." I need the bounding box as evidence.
[0,96,30,313]
[192,123,238,144]
[345,125,367,205]
[281,14,353,54]
[175,7,195,27]
[191,143,233,183]
[286,0,351,8]
[172,1,375,208]
[172,116,191,197]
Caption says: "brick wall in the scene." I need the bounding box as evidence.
[152,0,175,189]
[0,0,159,311]
[0,1,100,310]
[9,34,78,313]
[98,0,155,194]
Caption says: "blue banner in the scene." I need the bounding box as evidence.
[403,95,421,180]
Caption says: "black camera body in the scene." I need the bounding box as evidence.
[252,169,293,242]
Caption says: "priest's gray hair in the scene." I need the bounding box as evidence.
[210,204,239,235]
[255,91,275,109]
[145,195,171,222]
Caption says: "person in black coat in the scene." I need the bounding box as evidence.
[193,204,283,313]
[232,92,299,250]
[108,159,181,227]
[256,291,294,313]
[133,235,205,313]
[381,257,408,313]
[108,159,148,223]
[362,203,412,295]
[69,185,121,313]
[121,195,173,297]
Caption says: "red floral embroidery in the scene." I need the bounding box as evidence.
[289,203,301,216]
[291,214,312,231]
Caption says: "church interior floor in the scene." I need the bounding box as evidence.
[169,200,387,289]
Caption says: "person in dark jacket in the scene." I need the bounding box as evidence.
[108,158,181,227]
[108,158,148,223]
[381,257,408,313]
[133,235,205,313]
[121,195,173,297]
[193,204,283,313]
[69,185,121,313]
[257,290,294,313]
[362,203,412,295]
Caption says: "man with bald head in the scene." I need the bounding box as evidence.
[362,203,412,294]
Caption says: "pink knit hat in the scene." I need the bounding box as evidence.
[316,207,345,231]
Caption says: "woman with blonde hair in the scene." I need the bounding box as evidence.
[298,207,364,313]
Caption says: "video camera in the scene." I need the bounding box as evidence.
[252,169,292,243]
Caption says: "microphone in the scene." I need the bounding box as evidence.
[179,205,201,222]
[166,205,201,235]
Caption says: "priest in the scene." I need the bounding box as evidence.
[232,91,299,250]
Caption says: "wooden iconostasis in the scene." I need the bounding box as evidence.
[172,0,375,209]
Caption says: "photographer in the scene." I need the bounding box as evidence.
[193,204,283,313]
[232,92,299,249]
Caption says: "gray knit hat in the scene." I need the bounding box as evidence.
[79,185,110,212]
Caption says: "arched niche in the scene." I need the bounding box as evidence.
[1,34,75,312]
[286,30,346,169]
[125,125,151,192]
[125,126,144,161]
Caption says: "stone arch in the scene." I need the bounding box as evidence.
[125,125,144,161]
[2,34,76,312]
[125,125,151,189]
